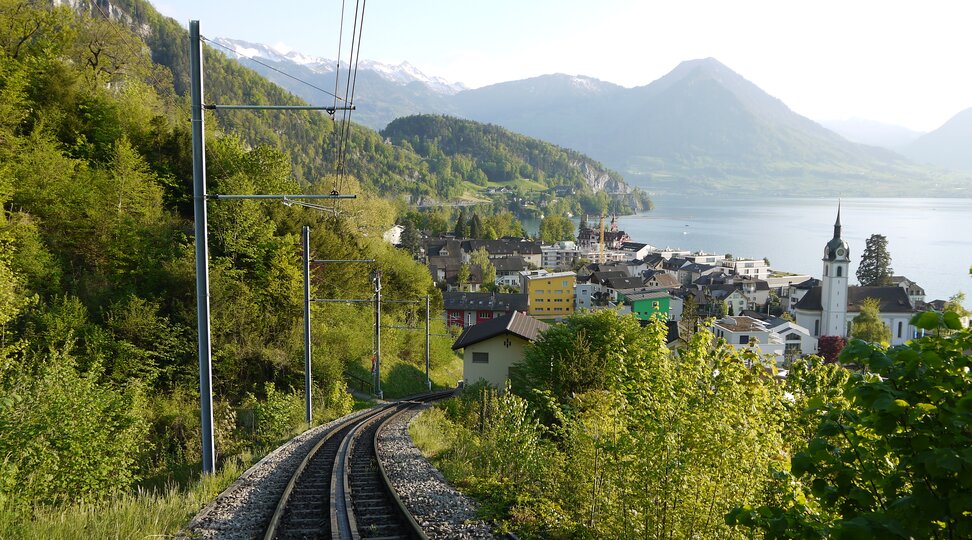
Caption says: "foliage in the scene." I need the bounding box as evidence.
[425,313,787,538]
[538,214,575,243]
[469,247,496,288]
[381,114,652,215]
[851,297,891,344]
[816,335,847,364]
[730,325,972,539]
[0,355,148,507]
[943,292,970,319]
[856,234,893,286]
[0,0,463,523]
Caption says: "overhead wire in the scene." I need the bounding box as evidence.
[202,36,347,102]
[330,0,349,205]
[335,0,367,199]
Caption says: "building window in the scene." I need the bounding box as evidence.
[738,335,749,345]
[563,280,569,287]
[897,321,903,338]
[836,266,843,277]
[472,352,489,364]
[814,320,820,336]
[652,301,660,309]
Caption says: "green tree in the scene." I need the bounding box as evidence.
[731,321,972,539]
[469,247,496,289]
[453,211,469,238]
[538,214,574,243]
[456,263,471,289]
[851,297,891,344]
[857,233,894,286]
[468,213,484,239]
[400,218,421,256]
[943,291,970,319]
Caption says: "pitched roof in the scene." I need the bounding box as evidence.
[463,239,542,255]
[603,276,645,290]
[590,270,628,284]
[622,290,670,302]
[451,311,549,350]
[794,286,915,313]
[443,291,528,312]
[492,256,527,272]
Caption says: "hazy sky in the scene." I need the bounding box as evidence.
[155,0,972,133]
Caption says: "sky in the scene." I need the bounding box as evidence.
[154,0,972,133]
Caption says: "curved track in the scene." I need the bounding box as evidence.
[264,392,451,540]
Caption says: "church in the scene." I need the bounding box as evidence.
[794,209,918,351]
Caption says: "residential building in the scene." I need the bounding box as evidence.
[520,270,576,318]
[712,316,812,366]
[462,239,542,268]
[541,241,581,270]
[721,257,771,279]
[890,276,926,306]
[621,291,672,321]
[452,312,549,390]
[443,291,529,328]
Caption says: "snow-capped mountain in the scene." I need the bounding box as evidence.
[211,37,465,95]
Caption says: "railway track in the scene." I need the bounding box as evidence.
[264,391,451,540]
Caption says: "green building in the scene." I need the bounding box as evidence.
[621,290,671,321]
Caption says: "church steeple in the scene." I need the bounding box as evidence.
[833,201,841,239]
[824,204,849,262]
[821,203,849,337]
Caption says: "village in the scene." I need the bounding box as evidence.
[386,211,952,389]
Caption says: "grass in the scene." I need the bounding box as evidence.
[408,406,457,460]
[0,454,249,539]
[348,351,464,399]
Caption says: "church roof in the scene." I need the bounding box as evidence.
[793,286,915,313]
[823,207,849,261]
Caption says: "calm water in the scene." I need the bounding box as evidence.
[528,197,972,308]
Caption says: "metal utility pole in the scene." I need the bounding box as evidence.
[302,226,312,424]
[372,270,382,399]
[190,20,215,475]
[425,294,431,391]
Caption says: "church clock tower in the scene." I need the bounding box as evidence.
[820,207,850,337]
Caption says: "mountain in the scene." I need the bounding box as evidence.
[819,118,924,150]
[209,37,462,129]
[903,108,972,171]
[209,39,970,197]
[453,58,955,196]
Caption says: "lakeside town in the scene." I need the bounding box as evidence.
[386,211,966,387]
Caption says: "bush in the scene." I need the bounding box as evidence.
[247,382,303,446]
[0,355,148,508]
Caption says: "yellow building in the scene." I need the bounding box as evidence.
[520,270,576,318]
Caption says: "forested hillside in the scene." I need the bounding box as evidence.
[0,0,458,531]
[383,114,652,215]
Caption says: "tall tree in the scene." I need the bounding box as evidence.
[538,214,574,244]
[857,233,894,286]
[469,247,496,289]
[851,297,891,344]
[400,218,421,256]
[469,213,484,239]
[453,211,469,238]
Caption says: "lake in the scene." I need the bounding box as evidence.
[533,196,972,309]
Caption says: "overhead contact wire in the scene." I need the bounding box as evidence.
[202,36,346,102]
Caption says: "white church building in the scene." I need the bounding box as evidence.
[794,209,918,352]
